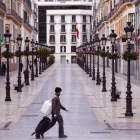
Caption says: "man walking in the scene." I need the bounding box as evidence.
[42,87,68,138]
[2,62,6,76]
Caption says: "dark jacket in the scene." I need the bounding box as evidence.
[52,95,66,115]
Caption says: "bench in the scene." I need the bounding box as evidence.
[13,81,24,90]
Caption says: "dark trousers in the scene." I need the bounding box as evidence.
[3,69,6,76]
[44,112,64,135]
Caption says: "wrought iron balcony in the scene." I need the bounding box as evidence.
[49,39,55,43]
[23,0,32,12]
[32,10,37,17]
[71,29,76,32]
[108,0,134,19]
[71,39,77,43]
[0,1,6,12]
[61,29,66,32]
[23,19,32,30]
[6,9,22,23]
[50,29,55,33]
[32,26,38,33]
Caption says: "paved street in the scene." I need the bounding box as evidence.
[0,64,140,140]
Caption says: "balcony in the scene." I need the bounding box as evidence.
[23,0,32,12]
[108,0,134,19]
[60,40,66,44]
[71,39,77,43]
[71,29,76,33]
[83,19,86,22]
[71,19,76,23]
[49,39,55,44]
[61,19,65,23]
[23,19,32,30]
[61,29,66,33]
[32,10,37,17]
[32,26,38,33]
[6,9,22,24]
[50,29,55,33]
[82,29,88,33]
[50,20,55,23]
[0,1,6,13]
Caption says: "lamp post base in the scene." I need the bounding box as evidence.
[17,89,22,92]
[5,98,11,101]
[102,89,107,92]
[125,112,133,117]
[111,98,117,101]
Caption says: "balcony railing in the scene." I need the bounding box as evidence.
[61,29,66,32]
[95,16,108,29]
[61,19,65,22]
[71,39,76,43]
[50,20,54,23]
[108,0,133,19]
[60,40,66,43]
[23,19,32,30]
[50,29,55,32]
[82,29,88,33]
[0,1,6,12]
[7,9,22,23]
[23,0,32,12]
[83,19,86,22]
[32,26,38,32]
[71,29,76,32]
[32,10,37,17]
[82,40,87,43]
[49,39,55,43]
[135,28,140,36]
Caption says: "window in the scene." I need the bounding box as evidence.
[128,13,135,28]
[82,35,87,42]
[61,25,65,32]
[0,19,4,39]
[60,35,66,42]
[49,35,55,42]
[71,46,76,52]
[72,15,76,22]
[61,15,65,22]
[82,25,86,32]
[50,25,54,32]
[90,35,92,41]
[83,15,86,22]
[50,46,55,52]
[72,25,76,32]
[71,35,76,42]
[50,15,54,22]
[60,46,66,52]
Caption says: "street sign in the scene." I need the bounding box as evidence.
[0,38,3,44]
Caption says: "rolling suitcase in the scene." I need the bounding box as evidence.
[32,116,51,139]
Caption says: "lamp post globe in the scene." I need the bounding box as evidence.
[124,22,134,116]
[109,30,117,101]
[16,34,23,92]
[4,28,12,101]
[30,39,35,81]
[96,37,101,85]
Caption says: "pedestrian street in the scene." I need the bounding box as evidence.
[0,64,140,140]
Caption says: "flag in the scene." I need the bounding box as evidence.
[76,23,79,39]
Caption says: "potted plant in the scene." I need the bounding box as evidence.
[2,51,14,58]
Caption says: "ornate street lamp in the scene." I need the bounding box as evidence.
[96,37,101,85]
[124,22,134,116]
[39,44,42,74]
[101,34,107,92]
[109,30,117,101]
[4,28,12,101]
[30,39,35,81]
[107,46,109,67]
[25,37,30,85]
[92,39,95,80]
[35,41,38,77]
[89,41,92,77]
[86,42,89,74]
[16,34,23,92]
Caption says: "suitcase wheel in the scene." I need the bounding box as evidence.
[36,133,40,139]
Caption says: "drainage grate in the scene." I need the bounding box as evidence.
[22,115,38,117]
[91,132,111,134]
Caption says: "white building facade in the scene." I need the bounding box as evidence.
[38,0,92,63]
